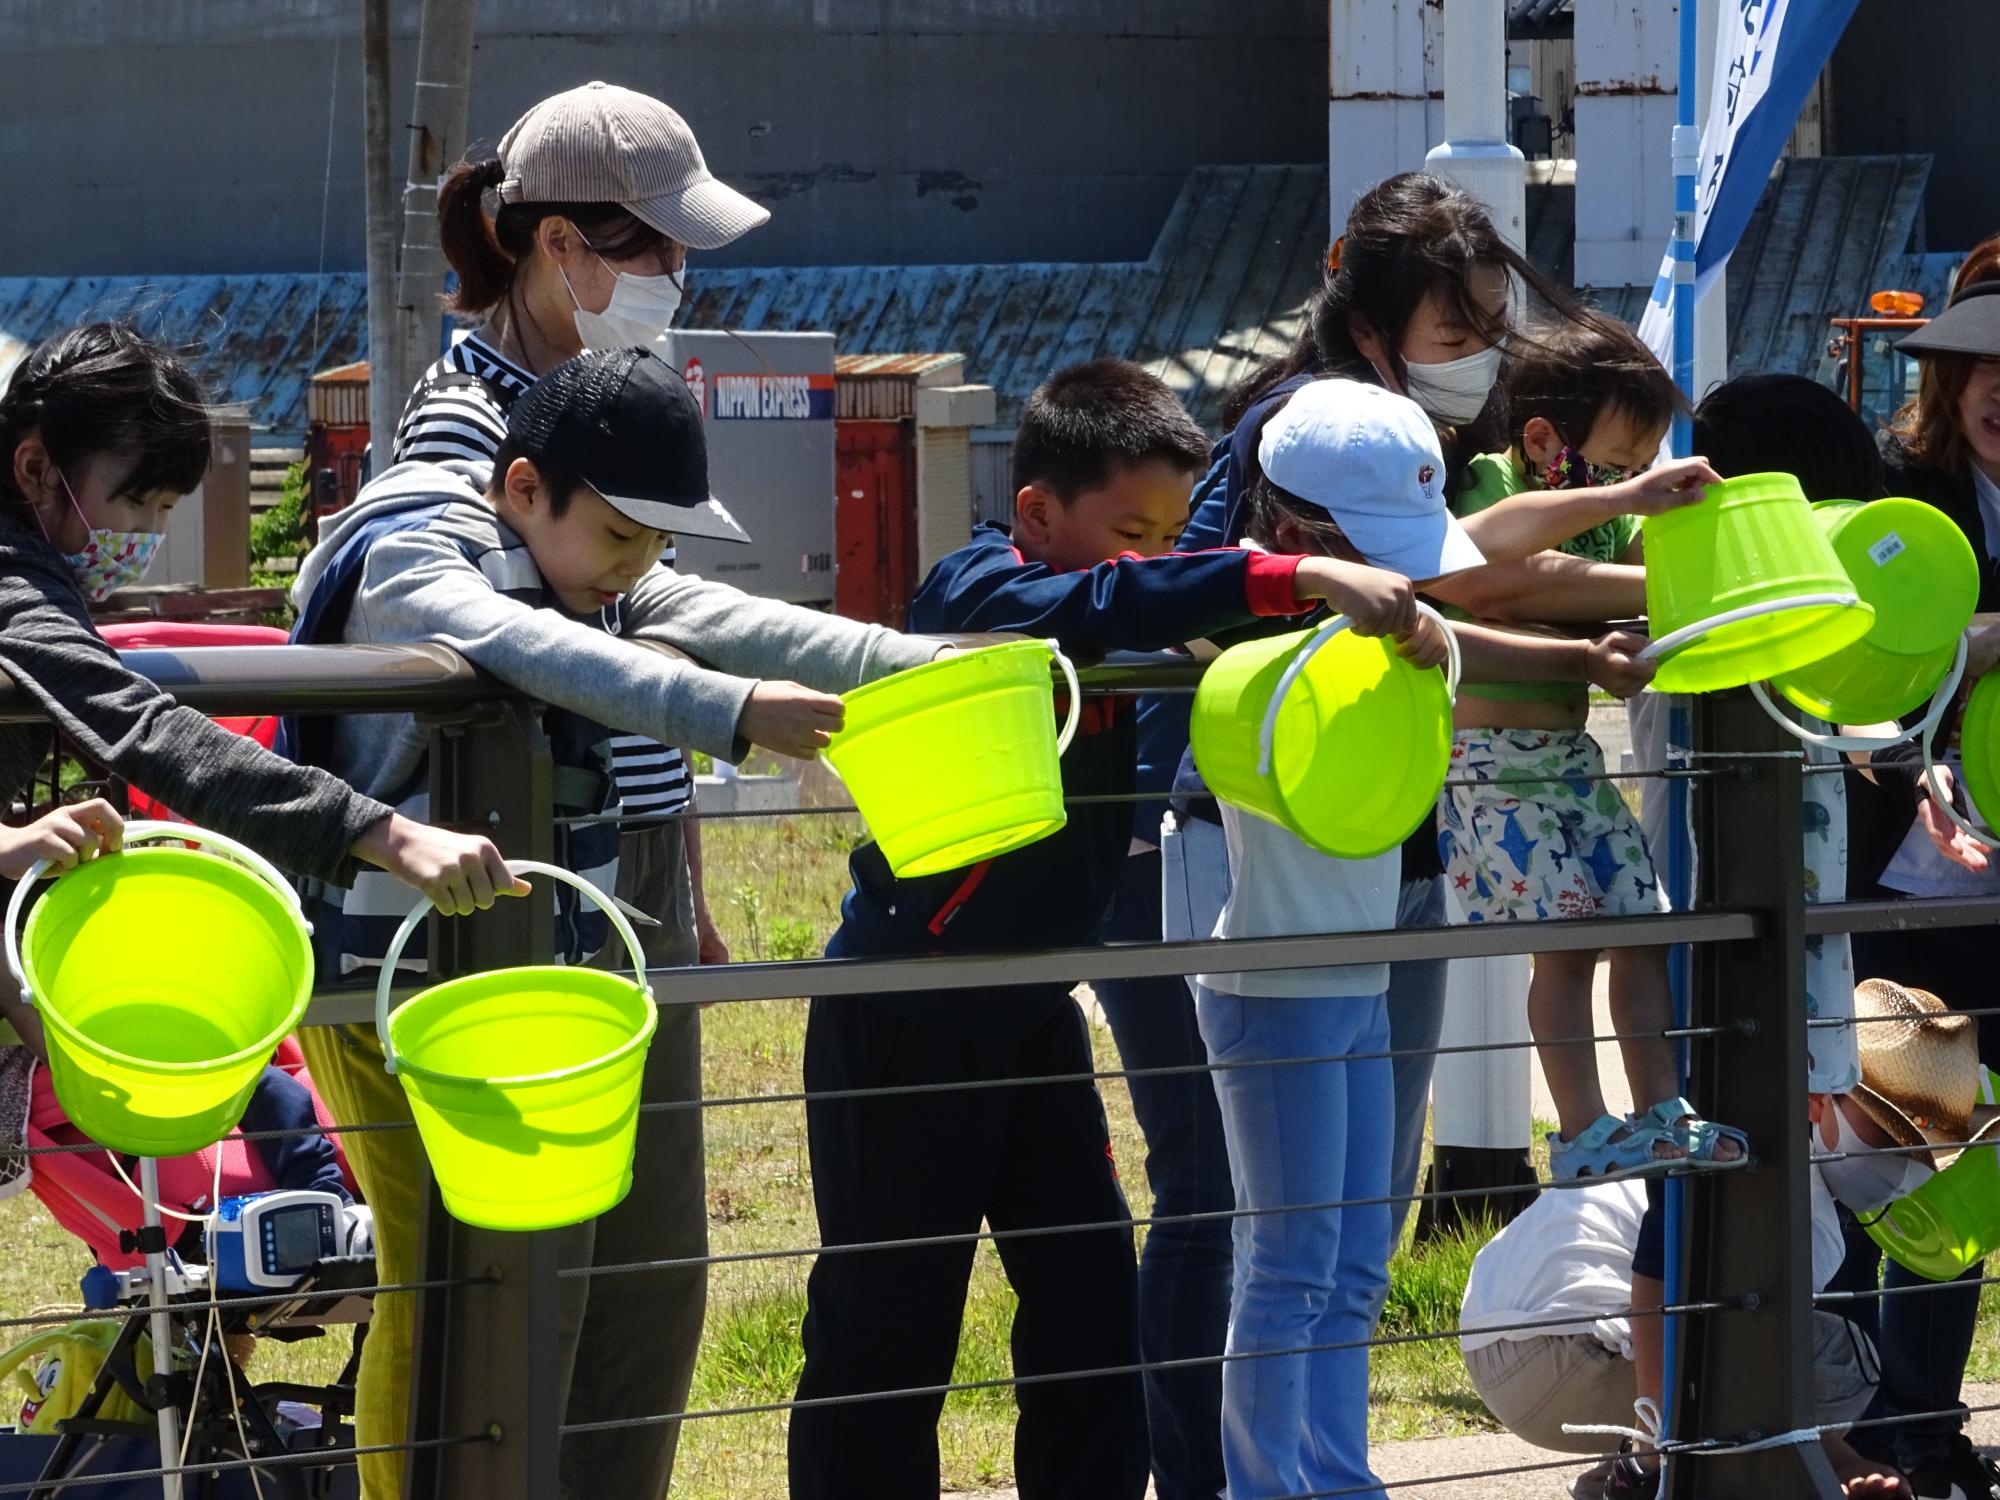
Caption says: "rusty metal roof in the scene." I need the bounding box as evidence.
[679,163,1332,430]
[0,155,1945,443]
[833,352,965,379]
[0,272,368,436]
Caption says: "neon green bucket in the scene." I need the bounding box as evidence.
[1191,607,1459,859]
[1641,472,1875,693]
[1956,672,2000,832]
[376,863,658,1231]
[822,639,1082,878]
[1769,499,1978,723]
[3,823,313,1158]
[1866,1069,2000,1282]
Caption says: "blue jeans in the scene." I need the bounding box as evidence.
[1093,850,1235,1500]
[1195,983,1393,1500]
[1163,816,1448,1243]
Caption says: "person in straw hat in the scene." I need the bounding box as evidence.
[1827,980,2000,1500]
[1462,976,1994,1499]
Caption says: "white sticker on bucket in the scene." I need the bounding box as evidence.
[1869,532,1907,567]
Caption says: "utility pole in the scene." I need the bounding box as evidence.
[392,0,478,408]
[362,0,401,453]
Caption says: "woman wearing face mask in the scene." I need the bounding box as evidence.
[390,81,766,1500]
[0,323,523,1051]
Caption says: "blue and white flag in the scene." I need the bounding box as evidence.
[1638,0,1861,368]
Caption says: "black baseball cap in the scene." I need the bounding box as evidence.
[504,346,751,544]
[1899,280,2000,361]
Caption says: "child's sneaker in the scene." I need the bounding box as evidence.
[1568,1442,1657,1499]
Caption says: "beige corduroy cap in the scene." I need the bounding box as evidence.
[1849,978,2000,1170]
[497,81,770,251]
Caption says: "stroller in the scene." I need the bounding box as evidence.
[1,624,372,1498]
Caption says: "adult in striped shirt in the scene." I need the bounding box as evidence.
[392,82,769,1500]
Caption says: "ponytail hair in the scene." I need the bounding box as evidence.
[437,159,513,313]
[0,323,212,515]
[437,156,676,317]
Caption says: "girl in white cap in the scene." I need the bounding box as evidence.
[386,81,769,1500]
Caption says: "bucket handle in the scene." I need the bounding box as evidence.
[1256,603,1460,779]
[374,861,643,1077]
[1047,640,1083,756]
[4,820,308,998]
[1747,634,1968,754]
[1635,591,1862,665]
[1921,675,2000,854]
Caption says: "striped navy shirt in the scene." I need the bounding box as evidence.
[390,333,692,817]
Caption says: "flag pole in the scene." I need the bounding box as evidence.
[1661,0,1701,1474]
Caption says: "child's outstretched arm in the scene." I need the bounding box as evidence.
[1449,624,1655,698]
[0,554,516,901]
[1429,552,1647,625]
[1458,456,1720,564]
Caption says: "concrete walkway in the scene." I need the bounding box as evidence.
[945,1383,2000,1498]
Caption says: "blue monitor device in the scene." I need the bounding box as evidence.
[205,1191,341,1292]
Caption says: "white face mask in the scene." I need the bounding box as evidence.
[1821,1102,1932,1215]
[562,244,684,353]
[1401,344,1504,425]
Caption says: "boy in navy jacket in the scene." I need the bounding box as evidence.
[789,361,1436,1499]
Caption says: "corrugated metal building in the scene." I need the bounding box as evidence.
[0,153,1956,521]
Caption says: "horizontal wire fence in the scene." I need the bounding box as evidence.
[3,644,1998,1498]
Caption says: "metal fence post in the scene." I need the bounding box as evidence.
[1669,689,1841,1498]
[404,701,563,1498]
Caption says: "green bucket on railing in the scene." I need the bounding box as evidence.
[1866,1069,2000,1282]
[1769,499,1978,724]
[3,824,314,1158]
[1191,606,1459,859]
[1640,472,1875,693]
[377,863,657,1232]
[822,639,1082,878]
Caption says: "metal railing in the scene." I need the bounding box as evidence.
[4,642,1994,1499]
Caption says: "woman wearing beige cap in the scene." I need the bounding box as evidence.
[383,80,769,1500]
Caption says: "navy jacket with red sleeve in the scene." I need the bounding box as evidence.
[828,521,1308,1041]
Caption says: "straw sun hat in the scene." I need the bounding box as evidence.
[1849,978,2000,1170]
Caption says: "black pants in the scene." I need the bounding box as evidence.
[788,992,1149,1500]
[1836,883,2000,1467]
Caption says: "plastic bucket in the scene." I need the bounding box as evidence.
[3,823,313,1158]
[1769,499,1978,723]
[376,863,658,1231]
[1640,472,1875,693]
[1952,672,2000,847]
[822,639,1082,878]
[1190,605,1460,859]
[1865,1070,2000,1282]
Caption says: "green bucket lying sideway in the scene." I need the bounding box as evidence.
[377,862,657,1232]
[822,639,1082,878]
[1865,1070,2000,1282]
[1769,498,1979,724]
[4,824,314,1158]
[1191,607,1458,859]
[1641,472,1875,694]
[1957,673,2000,841]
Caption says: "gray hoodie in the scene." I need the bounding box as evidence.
[293,459,936,813]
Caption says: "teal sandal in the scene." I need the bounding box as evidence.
[1630,1095,1751,1169]
[1547,1112,1687,1183]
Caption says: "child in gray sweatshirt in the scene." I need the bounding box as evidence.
[288,345,940,1499]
